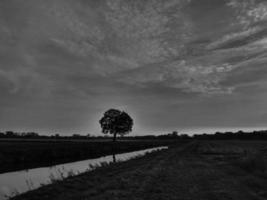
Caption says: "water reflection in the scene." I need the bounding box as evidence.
[0,146,167,200]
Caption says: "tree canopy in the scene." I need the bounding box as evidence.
[99,109,133,141]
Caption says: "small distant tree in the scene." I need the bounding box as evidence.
[99,109,133,142]
[172,131,178,137]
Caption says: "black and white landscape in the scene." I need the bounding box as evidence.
[1,0,267,200]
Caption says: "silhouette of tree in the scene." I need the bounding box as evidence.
[99,109,133,142]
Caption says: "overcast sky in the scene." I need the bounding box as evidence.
[0,0,267,135]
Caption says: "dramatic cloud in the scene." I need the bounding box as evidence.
[0,0,267,135]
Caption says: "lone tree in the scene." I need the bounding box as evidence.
[99,109,133,142]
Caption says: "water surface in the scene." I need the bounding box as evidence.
[0,146,167,199]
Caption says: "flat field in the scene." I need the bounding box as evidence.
[12,140,267,200]
[0,139,178,173]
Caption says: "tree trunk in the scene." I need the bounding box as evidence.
[113,132,117,142]
[112,133,117,162]
[112,153,116,163]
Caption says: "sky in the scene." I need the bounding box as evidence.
[0,0,267,136]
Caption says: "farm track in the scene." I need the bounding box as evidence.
[12,141,267,200]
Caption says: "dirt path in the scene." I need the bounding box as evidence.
[12,142,267,200]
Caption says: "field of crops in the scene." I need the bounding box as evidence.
[0,139,179,173]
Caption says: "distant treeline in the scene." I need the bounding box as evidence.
[1,130,267,140]
[125,130,267,140]
[193,130,267,140]
[0,131,95,139]
[0,131,185,140]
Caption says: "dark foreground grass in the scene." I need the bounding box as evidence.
[0,139,179,173]
[11,141,267,200]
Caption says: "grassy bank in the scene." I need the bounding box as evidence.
[12,140,267,200]
[0,139,179,173]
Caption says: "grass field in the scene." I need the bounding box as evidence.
[11,140,267,200]
[0,139,179,173]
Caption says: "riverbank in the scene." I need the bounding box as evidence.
[0,139,179,173]
[11,141,267,200]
